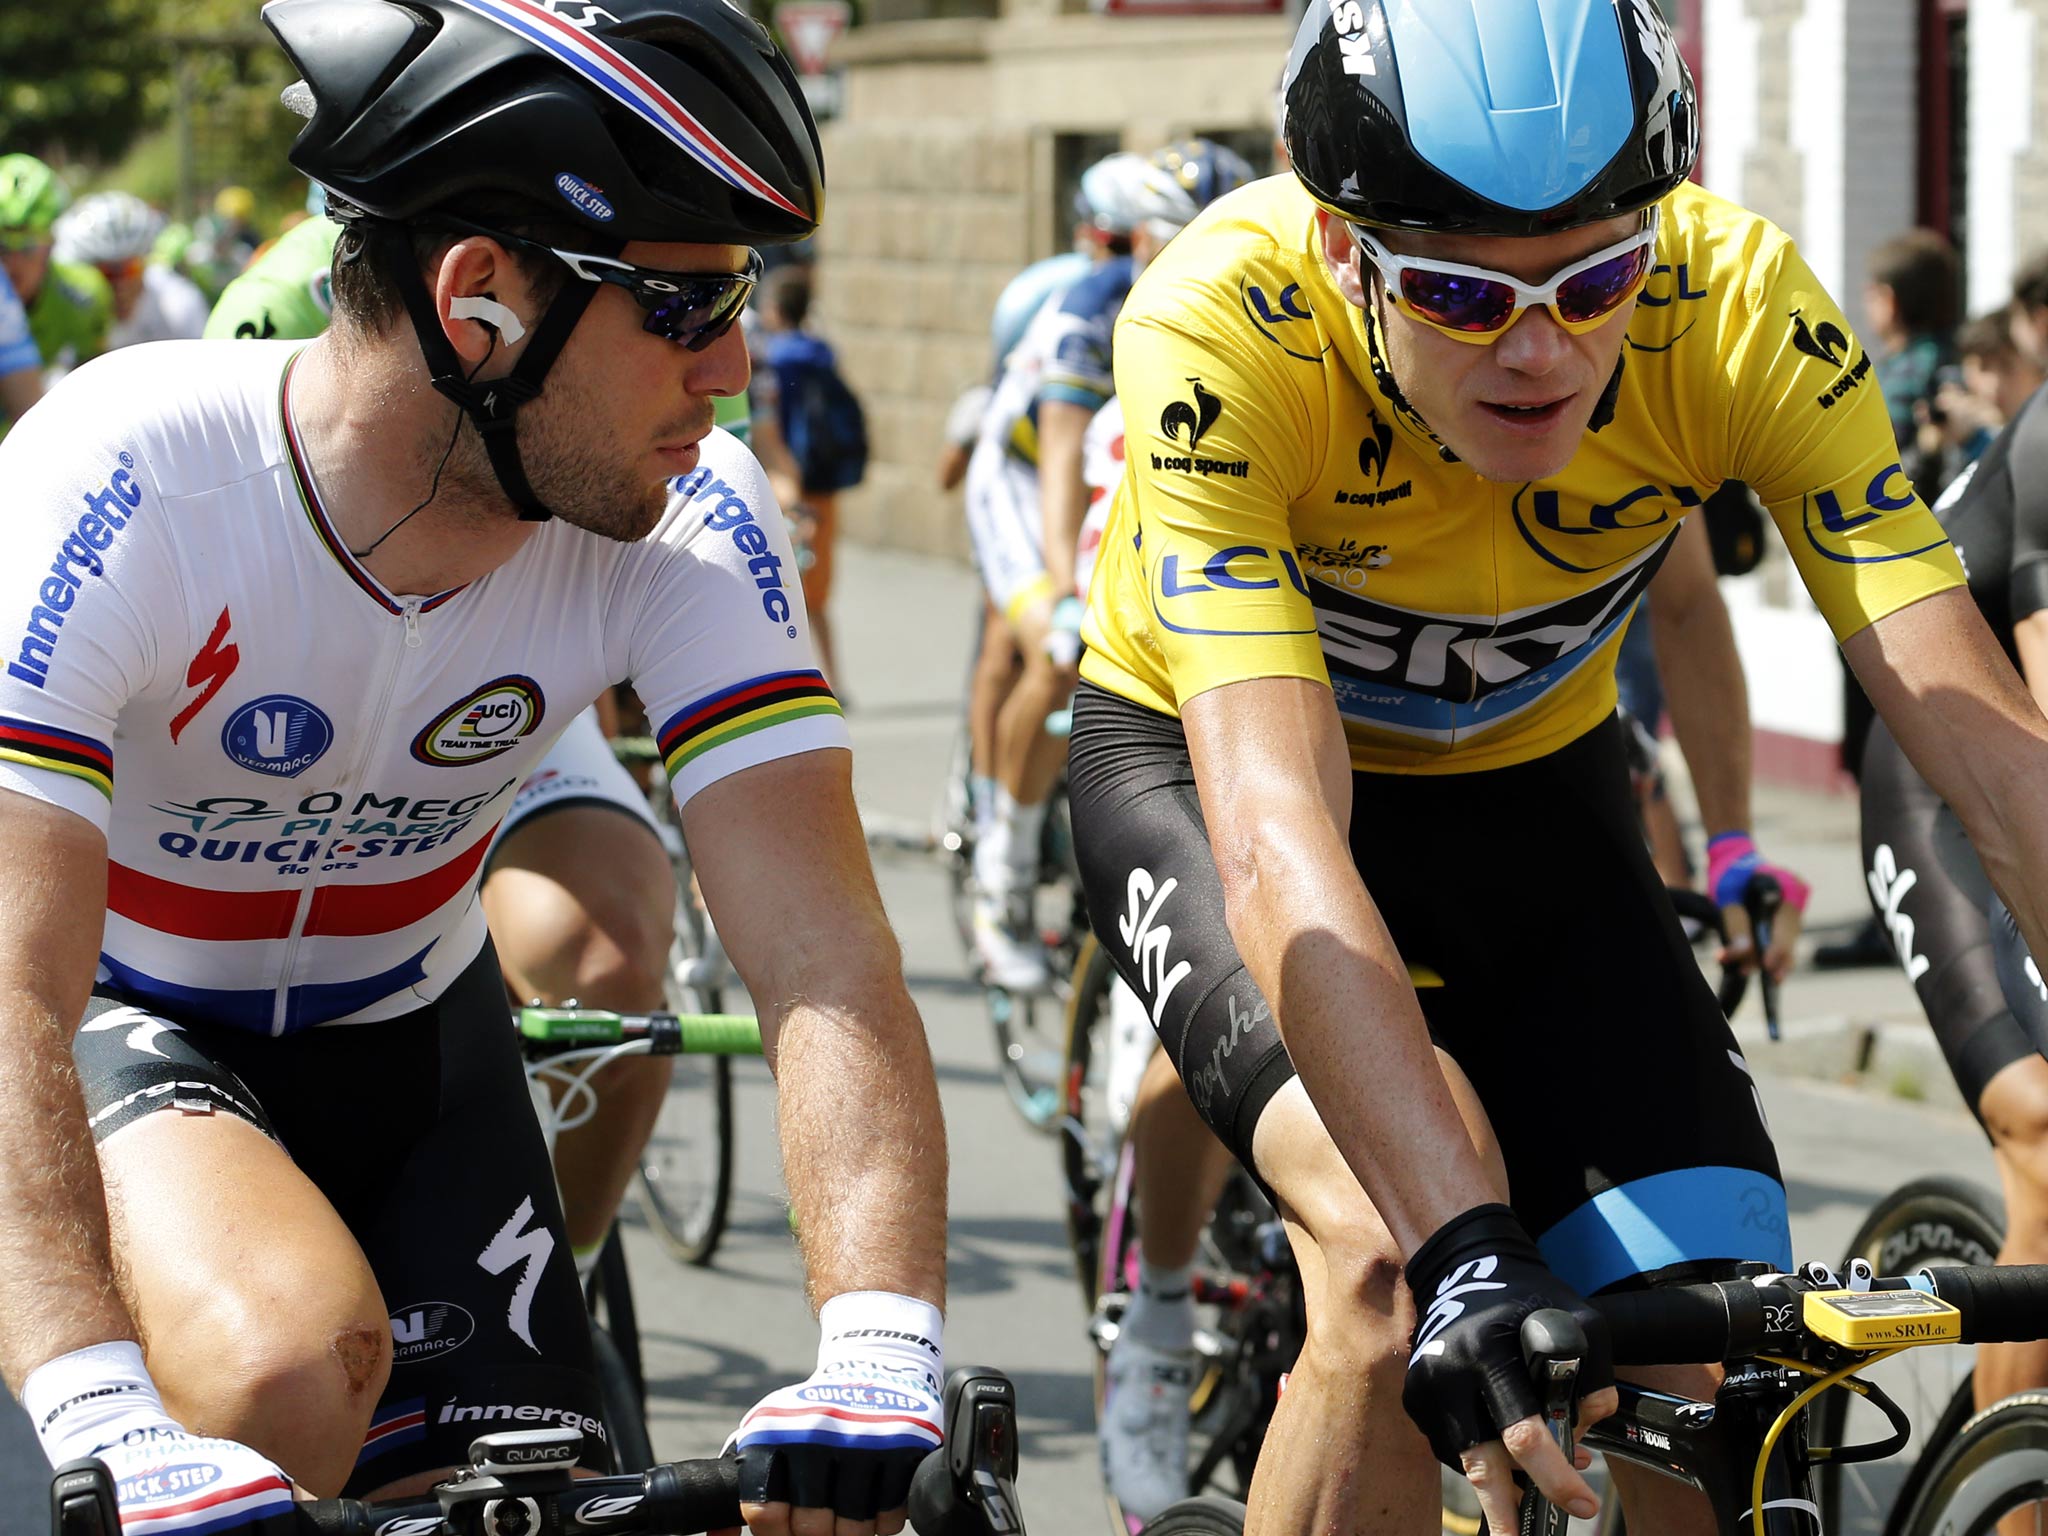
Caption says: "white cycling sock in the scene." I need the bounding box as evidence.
[1122,1259,1197,1352]
[974,795,1015,895]
[971,774,998,835]
[1006,795,1049,886]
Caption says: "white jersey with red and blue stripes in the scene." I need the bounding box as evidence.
[0,339,843,1034]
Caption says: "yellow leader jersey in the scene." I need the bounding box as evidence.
[1079,176,1964,774]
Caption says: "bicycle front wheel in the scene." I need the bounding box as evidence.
[1141,1496,1247,1535]
[1815,1175,2005,1536]
[1061,932,1120,1303]
[1897,1392,2048,1536]
[591,1322,657,1474]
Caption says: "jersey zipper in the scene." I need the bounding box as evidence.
[269,595,427,1034]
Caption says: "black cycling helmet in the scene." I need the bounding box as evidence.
[1283,0,1697,235]
[263,0,823,523]
[266,0,822,246]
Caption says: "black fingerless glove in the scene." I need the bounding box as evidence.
[1400,1203,1614,1470]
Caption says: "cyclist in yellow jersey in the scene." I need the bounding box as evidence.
[1065,4,2048,1534]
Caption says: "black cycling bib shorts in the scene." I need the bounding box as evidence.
[1067,683,1790,1295]
[74,941,605,1494]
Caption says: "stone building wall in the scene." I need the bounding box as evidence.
[810,12,1289,557]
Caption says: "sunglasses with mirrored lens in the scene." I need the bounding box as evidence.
[443,219,765,352]
[551,245,764,351]
[1351,210,1660,342]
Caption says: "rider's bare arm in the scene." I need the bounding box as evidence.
[1847,587,2048,969]
[0,788,134,1391]
[1036,399,1093,604]
[2010,610,2048,720]
[1648,515,1752,840]
[1180,675,1493,1254]
[1,363,41,421]
[682,749,946,1309]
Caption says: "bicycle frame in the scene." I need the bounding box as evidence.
[1586,1370,1820,1534]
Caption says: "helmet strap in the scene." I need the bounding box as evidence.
[1359,282,1460,465]
[376,220,600,523]
[1588,351,1627,434]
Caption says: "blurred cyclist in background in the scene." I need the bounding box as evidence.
[966,140,1254,989]
[55,191,209,350]
[0,264,42,420]
[0,153,111,383]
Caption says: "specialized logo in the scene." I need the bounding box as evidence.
[10,453,146,690]
[532,0,620,25]
[170,606,240,744]
[223,695,334,779]
[555,172,616,222]
[377,1519,445,1536]
[1327,0,1378,76]
[1790,308,1850,368]
[390,1301,477,1365]
[675,466,798,633]
[1118,867,1193,1030]
[78,1008,181,1061]
[1866,844,1927,983]
[477,1196,556,1354]
[1159,378,1222,452]
[1411,1256,1504,1361]
[411,676,545,766]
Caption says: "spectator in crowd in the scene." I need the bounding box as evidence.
[761,263,868,689]
[1865,228,1962,496]
[2009,252,2048,371]
[1920,307,2048,475]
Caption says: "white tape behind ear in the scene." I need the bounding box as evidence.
[449,294,528,345]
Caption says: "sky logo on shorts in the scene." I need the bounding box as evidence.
[223,695,334,779]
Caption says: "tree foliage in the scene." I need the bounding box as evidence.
[3,0,300,219]
[0,0,166,163]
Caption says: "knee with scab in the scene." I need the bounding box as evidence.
[330,1324,391,1400]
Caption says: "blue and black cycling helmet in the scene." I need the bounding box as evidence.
[1282,0,1697,234]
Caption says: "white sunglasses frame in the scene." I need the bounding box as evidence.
[1348,206,1662,343]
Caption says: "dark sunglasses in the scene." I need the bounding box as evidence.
[447,220,763,351]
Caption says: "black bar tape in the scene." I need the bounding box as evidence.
[1593,1283,1738,1366]
[1928,1264,2048,1345]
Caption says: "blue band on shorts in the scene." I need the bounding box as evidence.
[1536,1165,1792,1295]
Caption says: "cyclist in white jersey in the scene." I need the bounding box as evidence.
[54,192,210,351]
[0,3,948,1532]
[965,143,1254,989]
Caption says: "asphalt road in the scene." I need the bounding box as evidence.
[0,543,2000,1531]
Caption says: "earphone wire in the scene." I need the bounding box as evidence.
[349,336,499,559]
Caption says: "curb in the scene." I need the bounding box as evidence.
[1734,1013,1969,1117]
